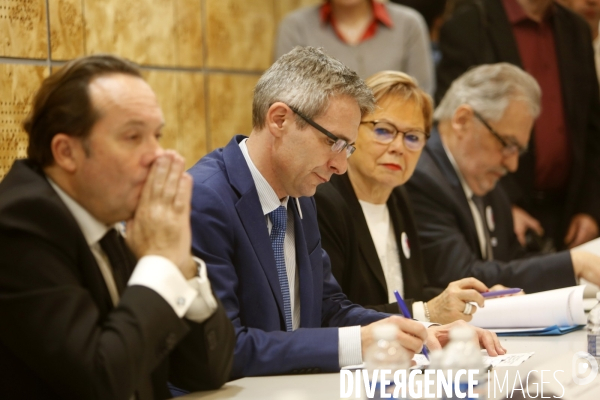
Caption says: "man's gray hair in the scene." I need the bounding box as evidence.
[434,63,541,122]
[252,46,375,129]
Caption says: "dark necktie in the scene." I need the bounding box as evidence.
[471,195,494,260]
[268,206,293,332]
[99,228,136,295]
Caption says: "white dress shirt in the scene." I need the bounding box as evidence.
[358,200,428,322]
[48,179,217,323]
[441,141,490,260]
[239,139,363,368]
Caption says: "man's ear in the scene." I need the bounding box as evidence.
[451,104,474,139]
[265,102,294,138]
[50,133,84,173]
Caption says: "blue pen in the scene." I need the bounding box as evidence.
[481,288,522,298]
[393,290,429,360]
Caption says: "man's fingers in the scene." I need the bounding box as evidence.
[139,156,160,205]
[516,230,527,247]
[150,155,171,199]
[393,317,423,337]
[569,229,588,248]
[564,220,578,246]
[525,214,544,235]
[395,317,428,341]
[397,331,425,354]
[162,154,185,203]
[425,334,442,351]
[173,173,193,213]
[387,316,427,354]
[513,205,544,242]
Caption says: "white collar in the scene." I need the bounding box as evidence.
[47,178,115,246]
[441,139,475,200]
[239,138,299,216]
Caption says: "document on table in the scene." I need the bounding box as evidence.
[493,324,583,336]
[411,352,534,368]
[469,285,587,330]
[573,237,600,297]
[483,352,534,367]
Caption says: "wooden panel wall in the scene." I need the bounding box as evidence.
[0,64,48,178]
[0,0,321,180]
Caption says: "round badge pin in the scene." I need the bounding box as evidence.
[485,206,495,232]
[401,232,411,259]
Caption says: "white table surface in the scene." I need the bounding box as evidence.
[178,330,600,400]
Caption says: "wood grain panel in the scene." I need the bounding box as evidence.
[175,72,206,165]
[0,64,47,181]
[174,0,203,68]
[208,73,259,150]
[205,0,274,70]
[84,0,202,67]
[49,0,84,60]
[143,71,206,168]
[275,0,321,22]
[0,0,47,58]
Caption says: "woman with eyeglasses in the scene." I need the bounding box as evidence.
[315,71,491,324]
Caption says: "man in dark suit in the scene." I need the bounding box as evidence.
[436,0,600,250]
[0,55,234,399]
[188,46,505,380]
[406,63,600,293]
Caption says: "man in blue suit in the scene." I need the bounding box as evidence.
[189,46,505,379]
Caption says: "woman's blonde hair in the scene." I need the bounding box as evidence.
[365,71,434,134]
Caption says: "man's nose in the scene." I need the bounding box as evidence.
[141,141,165,166]
[503,151,519,173]
[329,149,349,175]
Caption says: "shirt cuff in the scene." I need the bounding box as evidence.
[338,326,363,368]
[128,255,199,318]
[412,301,427,322]
[184,257,218,323]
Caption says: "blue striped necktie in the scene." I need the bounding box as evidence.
[268,206,293,331]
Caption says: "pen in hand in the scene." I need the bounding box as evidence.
[393,290,429,360]
[481,288,522,298]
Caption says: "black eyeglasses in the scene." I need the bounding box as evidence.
[473,110,527,156]
[288,106,356,158]
[360,120,429,152]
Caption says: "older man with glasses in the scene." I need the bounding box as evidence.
[187,46,506,380]
[405,63,600,294]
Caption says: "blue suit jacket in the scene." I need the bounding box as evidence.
[188,136,387,379]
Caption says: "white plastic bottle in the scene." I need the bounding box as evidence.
[587,292,600,359]
[363,323,410,399]
[435,327,488,400]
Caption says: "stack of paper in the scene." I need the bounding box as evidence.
[469,285,587,335]
[573,237,600,301]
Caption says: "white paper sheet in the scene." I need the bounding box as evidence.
[469,285,586,329]
[412,352,534,368]
[483,352,534,367]
[573,238,600,297]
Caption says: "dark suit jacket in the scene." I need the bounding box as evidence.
[315,173,442,314]
[435,0,600,230]
[404,128,576,293]
[188,136,389,379]
[0,160,234,400]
